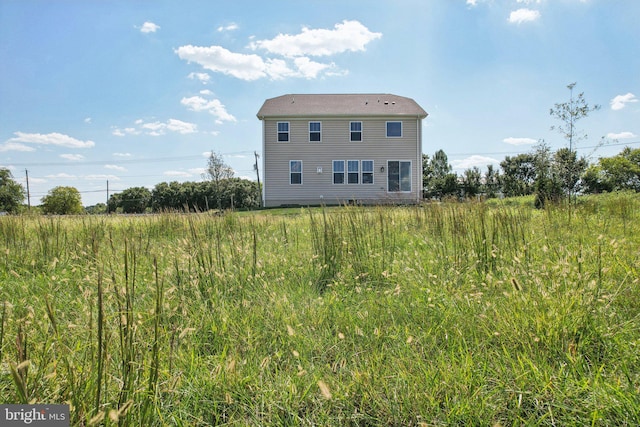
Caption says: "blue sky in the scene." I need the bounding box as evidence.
[1,0,638,206]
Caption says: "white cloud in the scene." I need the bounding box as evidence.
[140,22,160,33]
[114,119,198,136]
[7,132,95,148]
[250,20,382,58]
[452,155,500,170]
[45,173,77,179]
[84,117,92,124]
[84,174,120,181]
[113,152,132,157]
[503,137,537,145]
[516,0,542,4]
[181,96,237,124]
[294,57,334,79]
[0,142,35,152]
[105,164,127,172]
[188,72,211,83]
[177,20,375,81]
[60,154,84,161]
[217,23,238,32]
[166,119,198,134]
[188,167,207,175]
[176,45,268,81]
[508,8,541,24]
[466,0,478,6]
[610,93,637,111]
[164,170,192,177]
[606,131,637,140]
[112,127,139,137]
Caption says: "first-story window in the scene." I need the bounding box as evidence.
[348,160,359,184]
[278,122,289,142]
[309,121,321,142]
[290,160,302,184]
[388,161,411,192]
[333,160,345,184]
[362,160,374,184]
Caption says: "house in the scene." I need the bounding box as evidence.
[257,94,428,207]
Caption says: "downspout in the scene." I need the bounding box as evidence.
[261,118,266,207]
[417,117,421,203]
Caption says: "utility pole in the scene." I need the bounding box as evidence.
[254,151,262,208]
[106,180,109,213]
[25,169,31,211]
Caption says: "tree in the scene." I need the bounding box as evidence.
[582,147,640,193]
[203,151,234,183]
[550,83,600,202]
[532,144,562,208]
[461,167,482,199]
[424,149,459,199]
[483,164,501,199]
[117,187,152,213]
[550,82,600,153]
[0,168,25,213]
[500,153,536,197]
[203,151,234,209]
[552,147,588,195]
[41,186,84,215]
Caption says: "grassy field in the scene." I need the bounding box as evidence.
[1,193,639,426]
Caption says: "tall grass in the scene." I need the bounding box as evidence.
[0,194,639,425]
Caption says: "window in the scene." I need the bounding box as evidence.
[386,121,402,138]
[348,160,359,184]
[290,160,302,185]
[388,161,411,192]
[350,121,362,142]
[309,122,321,142]
[333,160,345,184]
[362,160,374,184]
[278,122,289,142]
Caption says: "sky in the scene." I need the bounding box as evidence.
[1,0,639,206]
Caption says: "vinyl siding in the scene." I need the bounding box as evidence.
[263,117,423,207]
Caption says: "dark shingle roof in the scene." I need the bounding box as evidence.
[257,94,427,119]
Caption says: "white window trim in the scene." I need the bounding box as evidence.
[386,121,403,138]
[277,121,290,142]
[387,160,412,193]
[332,160,345,185]
[347,160,360,185]
[362,160,374,185]
[350,121,363,142]
[309,121,322,143]
[290,160,302,185]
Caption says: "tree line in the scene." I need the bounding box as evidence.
[423,145,640,207]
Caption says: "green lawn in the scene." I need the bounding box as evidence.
[1,193,639,425]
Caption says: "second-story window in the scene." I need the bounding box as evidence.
[350,121,362,141]
[386,121,402,138]
[278,122,289,142]
[309,122,321,142]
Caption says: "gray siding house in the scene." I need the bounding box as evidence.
[257,94,428,207]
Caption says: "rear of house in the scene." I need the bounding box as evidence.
[257,94,428,207]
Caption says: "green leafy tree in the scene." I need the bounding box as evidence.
[483,164,501,199]
[582,147,640,193]
[41,186,84,215]
[500,153,536,197]
[117,186,152,213]
[552,147,588,195]
[203,151,234,209]
[424,150,459,199]
[532,144,562,208]
[461,167,482,199]
[0,168,25,213]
